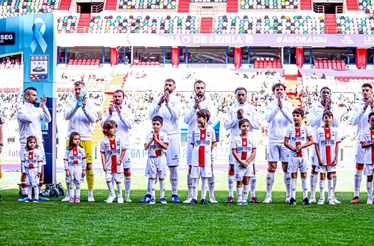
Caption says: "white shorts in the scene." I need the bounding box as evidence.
[20,144,46,166]
[165,137,180,167]
[267,142,290,163]
[364,164,374,176]
[190,165,212,178]
[234,163,254,181]
[288,157,308,173]
[122,149,131,169]
[145,156,166,179]
[105,171,123,183]
[25,168,40,187]
[65,165,85,184]
[187,143,193,165]
[319,165,336,174]
[310,147,319,166]
[355,141,365,164]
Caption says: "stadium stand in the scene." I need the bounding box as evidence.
[358,0,374,13]
[67,59,101,68]
[0,0,59,18]
[57,14,79,33]
[58,0,71,10]
[313,59,347,70]
[336,15,374,34]
[239,0,299,9]
[118,0,177,9]
[87,14,200,34]
[212,14,325,34]
[191,0,226,2]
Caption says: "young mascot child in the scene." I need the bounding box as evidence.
[284,108,313,205]
[190,109,217,204]
[313,110,341,205]
[359,111,374,204]
[64,132,87,203]
[100,120,126,203]
[21,136,43,202]
[231,118,257,205]
[144,116,169,204]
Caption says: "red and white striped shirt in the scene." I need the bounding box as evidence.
[285,125,312,158]
[191,126,216,167]
[231,133,257,166]
[313,127,340,165]
[100,136,126,173]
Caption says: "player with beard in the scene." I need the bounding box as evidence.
[16,87,51,201]
[308,87,340,204]
[140,78,182,203]
[351,83,374,203]
[263,83,294,203]
[184,80,218,204]
[102,89,134,202]
[224,87,261,203]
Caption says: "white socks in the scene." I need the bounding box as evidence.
[150,179,156,199]
[250,177,256,197]
[301,178,308,199]
[354,169,363,197]
[208,174,215,197]
[159,180,165,198]
[117,183,123,198]
[236,187,243,202]
[228,175,235,197]
[107,181,115,197]
[366,180,373,201]
[169,167,178,196]
[319,179,325,200]
[284,172,291,199]
[266,172,275,197]
[243,184,250,201]
[310,174,318,199]
[124,177,131,197]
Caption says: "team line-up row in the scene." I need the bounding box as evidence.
[10,80,374,206]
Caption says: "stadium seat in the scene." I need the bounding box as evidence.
[213,14,325,34]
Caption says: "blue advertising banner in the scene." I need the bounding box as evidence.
[0,14,57,184]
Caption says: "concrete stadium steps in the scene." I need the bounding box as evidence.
[77,13,91,30]
[59,0,73,10]
[105,0,118,10]
[324,14,337,34]
[200,17,213,33]
[177,0,190,13]
[226,0,238,12]
[299,0,312,10]
[346,0,359,10]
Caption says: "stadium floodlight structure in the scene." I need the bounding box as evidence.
[0,13,57,184]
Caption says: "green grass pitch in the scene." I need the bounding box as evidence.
[1,170,373,245]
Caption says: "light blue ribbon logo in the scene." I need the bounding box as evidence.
[30,18,47,53]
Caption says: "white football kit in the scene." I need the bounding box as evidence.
[184,97,216,165]
[149,93,181,166]
[265,99,294,162]
[285,125,312,173]
[100,136,126,182]
[190,126,216,178]
[313,127,341,173]
[102,104,134,168]
[21,149,43,187]
[144,131,169,178]
[64,146,87,184]
[231,134,257,181]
